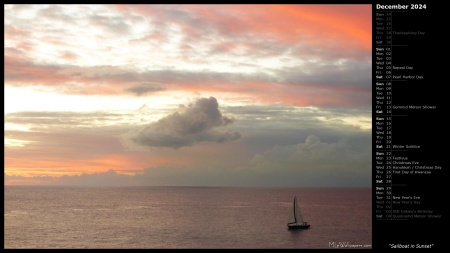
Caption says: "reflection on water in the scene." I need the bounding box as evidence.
[5,186,371,249]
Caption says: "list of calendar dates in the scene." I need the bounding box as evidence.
[373,1,444,249]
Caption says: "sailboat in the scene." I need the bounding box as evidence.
[287,196,310,229]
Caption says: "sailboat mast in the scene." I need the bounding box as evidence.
[294,197,297,223]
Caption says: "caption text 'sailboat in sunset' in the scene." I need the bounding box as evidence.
[287,196,310,230]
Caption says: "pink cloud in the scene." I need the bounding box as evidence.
[5,5,371,108]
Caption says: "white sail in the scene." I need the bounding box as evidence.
[288,196,304,225]
[295,196,305,223]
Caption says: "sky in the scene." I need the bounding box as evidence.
[4,4,372,187]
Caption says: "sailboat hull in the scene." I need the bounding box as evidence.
[287,224,310,230]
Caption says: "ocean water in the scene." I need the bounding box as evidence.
[4,186,372,249]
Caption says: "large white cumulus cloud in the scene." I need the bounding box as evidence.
[130,97,241,149]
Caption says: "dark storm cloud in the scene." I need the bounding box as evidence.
[124,83,166,96]
[130,97,241,149]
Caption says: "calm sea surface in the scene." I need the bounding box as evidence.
[4,186,371,249]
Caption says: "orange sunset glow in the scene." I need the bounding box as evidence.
[5,4,372,187]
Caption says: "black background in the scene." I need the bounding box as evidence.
[372,0,447,250]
